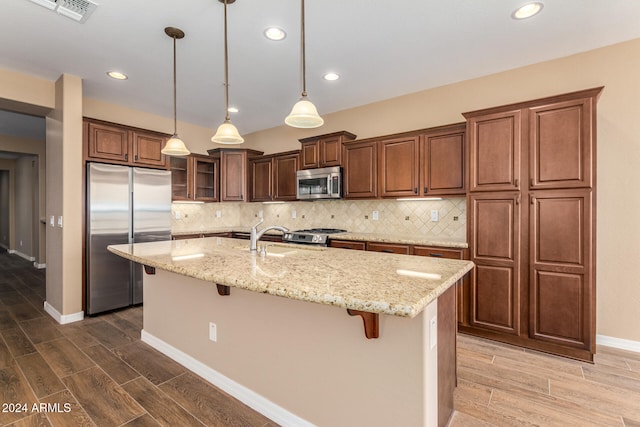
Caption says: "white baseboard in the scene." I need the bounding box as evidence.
[141,330,314,427]
[11,250,35,262]
[33,262,46,269]
[43,302,84,325]
[597,334,640,354]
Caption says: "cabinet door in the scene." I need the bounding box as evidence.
[529,189,593,351]
[413,246,469,327]
[169,157,190,201]
[469,192,521,335]
[379,136,419,198]
[87,122,130,162]
[343,141,378,199]
[250,157,274,202]
[422,125,465,195]
[328,239,366,250]
[274,153,299,201]
[468,110,522,192]
[320,136,342,167]
[131,131,167,167]
[300,141,320,169]
[193,156,218,202]
[529,97,594,189]
[220,151,248,201]
[366,242,410,254]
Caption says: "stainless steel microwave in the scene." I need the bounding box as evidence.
[296,166,342,200]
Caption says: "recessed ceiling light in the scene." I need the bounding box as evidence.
[107,71,128,80]
[264,27,286,41]
[227,107,239,113]
[512,2,544,19]
[323,72,340,81]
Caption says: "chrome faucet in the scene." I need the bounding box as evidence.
[249,218,289,253]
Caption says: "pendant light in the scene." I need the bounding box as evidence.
[162,27,190,156]
[211,0,244,144]
[285,0,324,128]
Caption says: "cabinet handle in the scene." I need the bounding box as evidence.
[414,187,418,194]
[531,178,534,187]
[135,154,138,161]
[514,179,519,187]
[125,153,128,161]
[381,249,394,253]
[424,187,428,194]
[516,195,521,205]
[429,253,444,258]
[531,196,535,205]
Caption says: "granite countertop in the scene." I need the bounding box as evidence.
[108,237,473,318]
[171,228,468,249]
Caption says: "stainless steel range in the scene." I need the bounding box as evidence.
[282,228,346,246]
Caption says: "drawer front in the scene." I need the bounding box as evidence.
[366,242,410,254]
[329,239,366,250]
[412,246,463,259]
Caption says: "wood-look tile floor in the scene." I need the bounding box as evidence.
[0,250,277,427]
[3,250,640,426]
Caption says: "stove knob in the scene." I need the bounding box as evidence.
[312,235,319,242]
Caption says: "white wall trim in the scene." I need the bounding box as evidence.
[597,334,640,354]
[12,250,35,262]
[141,330,315,427]
[43,302,84,325]
[33,262,46,269]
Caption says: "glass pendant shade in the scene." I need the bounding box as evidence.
[162,134,190,156]
[285,96,324,128]
[211,119,244,144]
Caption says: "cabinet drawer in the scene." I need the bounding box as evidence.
[412,246,463,259]
[366,242,410,254]
[329,239,365,250]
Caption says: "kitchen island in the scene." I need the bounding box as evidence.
[108,236,474,427]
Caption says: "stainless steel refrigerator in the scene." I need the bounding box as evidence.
[86,163,172,315]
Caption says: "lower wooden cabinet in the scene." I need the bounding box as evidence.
[328,239,366,250]
[366,241,410,254]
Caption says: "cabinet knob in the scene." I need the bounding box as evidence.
[424,187,428,194]
[414,187,418,194]
[125,153,128,161]
[135,155,138,161]
[514,179,519,187]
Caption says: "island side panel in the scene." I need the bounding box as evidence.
[437,285,456,427]
[142,269,440,427]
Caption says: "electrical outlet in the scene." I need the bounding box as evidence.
[430,210,439,222]
[291,210,297,219]
[216,210,222,218]
[209,322,217,342]
[258,210,264,218]
[430,317,437,349]
[49,216,55,226]
[372,211,379,220]
[57,216,63,228]
[175,211,181,220]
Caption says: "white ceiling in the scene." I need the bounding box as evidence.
[2,0,640,140]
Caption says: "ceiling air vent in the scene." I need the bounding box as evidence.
[28,0,98,23]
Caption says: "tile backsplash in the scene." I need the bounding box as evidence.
[172,198,467,240]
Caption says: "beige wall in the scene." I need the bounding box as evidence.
[145,269,438,426]
[0,162,13,249]
[46,74,84,316]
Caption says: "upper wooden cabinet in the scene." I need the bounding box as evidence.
[299,131,356,169]
[249,150,300,202]
[529,96,595,189]
[377,123,466,198]
[170,154,218,202]
[421,124,466,196]
[465,87,601,193]
[466,110,522,192]
[378,135,420,198]
[208,148,264,202]
[84,118,169,169]
[343,140,378,199]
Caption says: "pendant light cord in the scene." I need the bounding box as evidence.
[223,0,231,121]
[172,34,178,134]
[301,0,307,97]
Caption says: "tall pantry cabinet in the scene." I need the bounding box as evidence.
[462,87,602,362]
